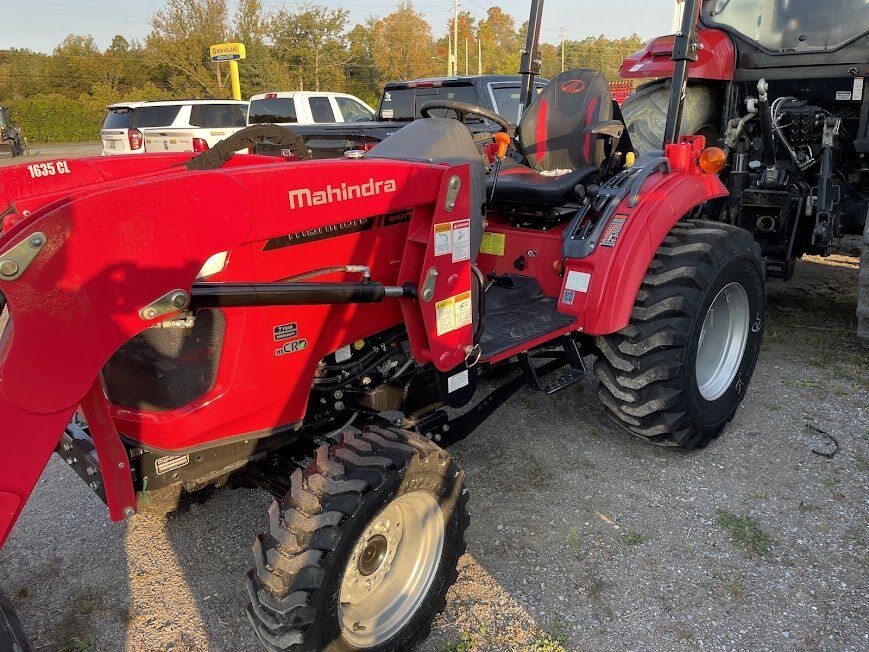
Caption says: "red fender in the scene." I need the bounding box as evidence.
[619,28,735,82]
[558,138,729,335]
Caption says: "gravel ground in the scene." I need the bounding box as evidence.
[0,147,866,651]
[0,142,101,168]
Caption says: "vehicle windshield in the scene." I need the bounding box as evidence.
[133,105,182,128]
[248,98,297,124]
[702,0,869,51]
[379,85,480,121]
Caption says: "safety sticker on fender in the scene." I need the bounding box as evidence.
[435,291,473,336]
[434,223,452,256]
[480,231,505,256]
[565,270,591,293]
[601,217,627,247]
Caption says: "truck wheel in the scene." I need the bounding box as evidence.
[858,216,869,347]
[0,591,31,652]
[247,426,469,651]
[595,220,766,449]
[622,80,722,155]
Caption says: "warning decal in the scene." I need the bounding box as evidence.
[452,219,471,262]
[480,231,506,256]
[435,291,473,336]
[434,223,452,256]
[601,217,627,247]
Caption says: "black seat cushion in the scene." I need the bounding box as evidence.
[486,162,597,206]
[518,69,614,172]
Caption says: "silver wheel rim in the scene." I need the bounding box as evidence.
[695,282,750,401]
[339,491,444,647]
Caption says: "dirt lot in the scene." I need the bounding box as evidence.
[0,148,866,652]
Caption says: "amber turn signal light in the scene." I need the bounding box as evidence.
[698,147,727,174]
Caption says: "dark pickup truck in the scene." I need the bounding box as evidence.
[255,74,547,159]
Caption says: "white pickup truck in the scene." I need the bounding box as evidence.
[247,91,375,126]
[140,100,249,154]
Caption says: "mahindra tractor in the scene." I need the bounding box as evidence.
[0,1,766,649]
[621,0,869,344]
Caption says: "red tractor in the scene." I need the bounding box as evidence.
[621,0,869,343]
[0,1,764,649]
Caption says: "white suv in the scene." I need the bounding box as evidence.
[247,91,375,127]
[100,100,248,155]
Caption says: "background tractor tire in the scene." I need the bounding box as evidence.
[0,591,30,652]
[858,216,869,347]
[247,425,469,652]
[622,80,722,155]
[595,220,766,450]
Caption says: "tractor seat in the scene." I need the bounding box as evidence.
[486,162,597,206]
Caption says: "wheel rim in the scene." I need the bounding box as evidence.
[338,491,444,647]
[695,281,750,401]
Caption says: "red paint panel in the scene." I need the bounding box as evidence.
[584,96,599,165]
[619,28,735,82]
[534,98,549,165]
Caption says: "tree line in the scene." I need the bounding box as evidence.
[0,0,646,143]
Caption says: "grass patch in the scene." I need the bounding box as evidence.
[443,624,488,652]
[622,532,648,545]
[716,509,773,557]
[822,477,841,487]
[529,632,569,652]
[566,526,581,551]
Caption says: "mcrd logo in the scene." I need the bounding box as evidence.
[560,79,586,94]
[288,178,397,209]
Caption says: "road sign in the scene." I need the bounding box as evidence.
[210,43,246,62]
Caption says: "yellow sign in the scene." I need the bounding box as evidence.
[210,43,246,62]
[480,231,506,256]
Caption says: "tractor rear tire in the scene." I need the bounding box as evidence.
[247,426,469,651]
[595,220,766,449]
[858,216,869,347]
[0,591,30,652]
[622,80,722,155]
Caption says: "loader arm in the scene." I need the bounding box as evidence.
[0,156,470,547]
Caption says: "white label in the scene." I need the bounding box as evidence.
[630,63,644,72]
[434,223,452,256]
[565,270,591,293]
[155,454,190,475]
[335,344,352,363]
[452,219,471,262]
[381,108,394,118]
[836,90,852,101]
[853,77,864,101]
[447,369,469,393]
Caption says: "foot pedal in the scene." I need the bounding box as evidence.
[519,336,586,394]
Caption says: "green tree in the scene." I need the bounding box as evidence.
[478,7,520,74]
[344,21,378,105]
[146,0,230,96]
[371,2,434,84]
[232,0,290,95]
[271,3,350,92]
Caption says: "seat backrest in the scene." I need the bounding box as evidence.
[518,69,614,172]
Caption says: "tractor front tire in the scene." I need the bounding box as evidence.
[595,220,766,449]
[247,426,469,651]
[622,80,722,155]
[0,591,30,652]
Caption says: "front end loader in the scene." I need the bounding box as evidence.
[0,1,765,649]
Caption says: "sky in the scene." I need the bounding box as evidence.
[1,0,675,54]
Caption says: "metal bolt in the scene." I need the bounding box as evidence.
[434,434,442,442]
[62,443,72,451]
[29,234,45,248]
[123,506,136,518]
[421,288,434,302]
[0,259,19,277]
[66,458,74,466]
[144,308,157,319]
[117,462,126,469]
[446,201,456,210]
[86,466,97,476]
[449,176,460,190]
[443,424,450,432]
[170,291,188,308]
[89,481,99,490]
[334,401,345,411]
[334,390,344,400]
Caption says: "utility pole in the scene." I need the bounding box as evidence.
[447,39,453,76]
[478,38,482,74]
[560,27,565,72]
[453,0,459,76]
[465,37,469,75]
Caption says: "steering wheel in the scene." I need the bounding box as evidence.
[419,100,512,132]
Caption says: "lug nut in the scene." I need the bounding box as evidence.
[29,234,45,248]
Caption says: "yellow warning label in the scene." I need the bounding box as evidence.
[434,223,452,256]
[454,291,472,328]
[435,296,456,335]
[480,231,506,256]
